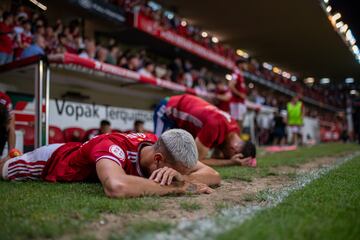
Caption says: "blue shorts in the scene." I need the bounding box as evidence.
[153,97,177,137]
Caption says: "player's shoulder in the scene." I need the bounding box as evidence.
[125,132,157,143]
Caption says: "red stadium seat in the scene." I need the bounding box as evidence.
[49,126,64,144]
[63,127,85,142]
[82,128,99,142]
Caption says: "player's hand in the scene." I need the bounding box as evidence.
[231,153,252,166]
[149,167,184,186]
[181,181,214,195]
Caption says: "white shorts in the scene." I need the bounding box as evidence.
[288,126,303,134]
[230,102,247,121]
[2,144,63,181]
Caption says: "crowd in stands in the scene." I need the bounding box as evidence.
[106,0,347,108]
[106,0,238,60]
[0,2,346,110]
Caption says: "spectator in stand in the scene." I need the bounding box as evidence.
[34,23,45,36]
[16,5,29,21]
[215,79,232,113]
[195,77,208,92]
[117,55,128,68]
[106,45,121,65]
[138,60,155,77]
[163,68,172,81]
[45,26,57,53]
[19,20,32,54]
[21,34,46,59]
[248,88,265,105]
[169,57,182,82]
[154,64,168,79]
[79,38,96,59]
[53,33,67,54]
[53,19,64,37]
[95,46,108,63]
[229,59,248,130]
[124,54,140,71]
[0,11,14,65]
[13,16,26,55]
[134,120,145,133]
[0,92,16,157]
[287,95,305,145]
[272,110,287,146]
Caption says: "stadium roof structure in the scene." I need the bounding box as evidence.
[157,0,360,82]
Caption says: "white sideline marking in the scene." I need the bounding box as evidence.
[134,152,360,240]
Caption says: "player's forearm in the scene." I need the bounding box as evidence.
[185,168,221,186]
[229,85,239,96]
[200,158,238,167]
[232,89,244,98]
[104,175,183,198]
[216,93,231,101]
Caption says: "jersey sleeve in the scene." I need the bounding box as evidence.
[89,139,127,168]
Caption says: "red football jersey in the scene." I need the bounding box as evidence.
[42,133,157,182]
[166,94,239,148]
[231,69,247,103]
[21,32,32,46]
[215,86,231,113]
[0,22,13,54]
[0,92,13,112]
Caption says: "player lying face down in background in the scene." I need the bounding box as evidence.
[154,94,256,167]
[0,129,220,198]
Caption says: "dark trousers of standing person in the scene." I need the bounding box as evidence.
[0,127,8,156]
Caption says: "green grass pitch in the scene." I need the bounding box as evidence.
[0,143,359,239]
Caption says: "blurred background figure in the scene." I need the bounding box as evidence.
[133,120,145,133]
[215,78,232,113]
[20,34,45,58]
[0,11,14,64]
[99,120,112,134]
[352,93,360,144]
[272,110,287,146]
[287,95,304,146]
[229,59,248,130]
[0,92,16,156]
[83,119,112,142]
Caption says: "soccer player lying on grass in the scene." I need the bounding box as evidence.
[0,129,220,198]
[154,94,256,167]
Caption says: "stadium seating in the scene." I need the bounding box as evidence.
[82,128,99,142]
[63,127,86,142]
[49,126,64,144]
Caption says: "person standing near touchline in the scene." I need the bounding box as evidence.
[229,59,248,130]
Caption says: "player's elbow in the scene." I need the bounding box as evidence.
[210,169,221,186]
[104,181,130,198]
[202,166,221,186]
